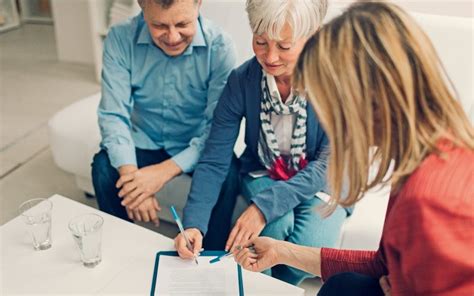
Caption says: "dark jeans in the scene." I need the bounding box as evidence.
[91,148,240,250]
[318,272,384,296]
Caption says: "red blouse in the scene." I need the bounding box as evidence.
[321,143,474,295]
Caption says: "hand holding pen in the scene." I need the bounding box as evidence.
[170,206,201,265]
[210,245,256,264]
[232,237,281,272]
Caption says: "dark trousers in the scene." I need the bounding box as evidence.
[91,148,240,249]
[318,272,384,296]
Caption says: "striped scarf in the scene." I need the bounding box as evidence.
[257,71,308,180]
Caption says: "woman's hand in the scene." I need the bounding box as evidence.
[379,276,391,296]
[174,228,203,259]
[225,204,266,251]
[236,237,324,277]
[233,237,281,272]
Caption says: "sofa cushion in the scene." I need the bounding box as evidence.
[48,93,101,180]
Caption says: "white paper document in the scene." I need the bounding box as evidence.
[155,255,241,296]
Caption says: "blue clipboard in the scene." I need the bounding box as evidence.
[150,251,244,295]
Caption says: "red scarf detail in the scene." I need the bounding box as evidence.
[268,156,308,181]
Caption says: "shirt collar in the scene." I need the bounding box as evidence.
[137,12,152,45]
[136,13,207,56]
[191,16,206,47]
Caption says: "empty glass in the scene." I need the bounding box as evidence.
[19,198,53,251]
[68,213,104,268]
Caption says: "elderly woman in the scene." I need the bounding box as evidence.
[175,0,350,285]
[233,2,474,295]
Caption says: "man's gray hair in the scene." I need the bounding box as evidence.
[246,0,328,41]
[138,0,198,10]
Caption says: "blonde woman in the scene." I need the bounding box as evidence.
[175,0,351,285]
[233,2,474,295]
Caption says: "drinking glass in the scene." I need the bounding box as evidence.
[19,198,53,250]
[68,213,104,268]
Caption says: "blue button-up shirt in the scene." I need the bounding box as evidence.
[98,13,236,173]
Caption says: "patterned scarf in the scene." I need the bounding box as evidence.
[257,71,308,180]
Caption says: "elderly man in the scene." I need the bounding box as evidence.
[91,0,237,243]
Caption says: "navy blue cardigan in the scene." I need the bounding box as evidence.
[182,57,330,235]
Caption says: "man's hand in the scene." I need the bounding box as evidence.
[225,204,266,251]
[174,228,203,259]
[117,159,182,210]
[233,237,280,272]
[126,196,161,226]
[118,164,138,176]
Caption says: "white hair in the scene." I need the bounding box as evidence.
[246,0,328,41]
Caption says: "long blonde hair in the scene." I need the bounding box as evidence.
[294,1,474,210]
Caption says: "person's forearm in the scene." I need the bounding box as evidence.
[252,159,328,224]
[153,159,182,181]
[278,241,322,277]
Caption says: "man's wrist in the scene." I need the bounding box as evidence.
[119,164,138,176]
[157,159,182,180]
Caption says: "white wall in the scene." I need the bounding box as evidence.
[333,0,473,18]
[51,0,95,64]
[328,1,473,121]
[51,0,472,66]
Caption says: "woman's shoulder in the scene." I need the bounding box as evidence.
[398,144,473,208]
[414,143,473,184]
[231,57,262,80]
[224,57,262,95]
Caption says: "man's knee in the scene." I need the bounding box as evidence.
[91,150,117,187]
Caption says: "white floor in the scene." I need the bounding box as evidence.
[0,23,320,295]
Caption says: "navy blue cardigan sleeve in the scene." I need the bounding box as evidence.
[182,69,244,235]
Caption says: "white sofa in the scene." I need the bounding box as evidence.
[48,4,473,252]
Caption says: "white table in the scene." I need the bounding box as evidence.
[1,194,304,295]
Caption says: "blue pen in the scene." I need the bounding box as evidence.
[210,252,234,264]
[210,245,256,264]
[170,206,198,265]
